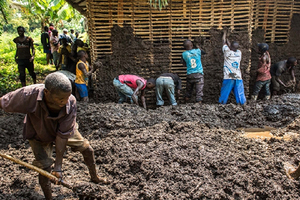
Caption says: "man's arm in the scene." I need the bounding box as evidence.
[290,68,296,83]
[140,89,146,109]
[15,44,18,63]
[176,77,182,100]
[261,53,267,64]
[78,63,97,77]
[266,52,271,65]
[176,89,180,101]
[257,54,268,74]
[181,56,187,68]
[132,80,145,106]
[52,136,68,183]
[222,30,227,45]
[275,76,288,88]
[29,38,35,62]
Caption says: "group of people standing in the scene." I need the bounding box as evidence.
[114,29,298,109]
[40,24,85,72]
[14,24,96,103]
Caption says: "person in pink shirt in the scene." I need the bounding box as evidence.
[113,74,155,109]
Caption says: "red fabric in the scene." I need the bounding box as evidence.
[118,74,147,90]
[256,51,271,81]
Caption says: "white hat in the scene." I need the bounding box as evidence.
[63,28,68,32]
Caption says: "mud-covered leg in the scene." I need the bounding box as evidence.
[39,167,53,200]
[81,146,108,184]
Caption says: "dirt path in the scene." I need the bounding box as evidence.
[1,94,300,199]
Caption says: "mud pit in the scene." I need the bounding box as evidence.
[1,95,300,199]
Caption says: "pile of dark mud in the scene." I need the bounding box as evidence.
[1,94,300,199]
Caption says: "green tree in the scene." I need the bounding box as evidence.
[0,0,9,24]
[23,0,78,29]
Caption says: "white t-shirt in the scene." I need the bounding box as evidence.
[222,45,242,80]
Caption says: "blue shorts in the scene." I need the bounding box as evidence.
[75,83,88,98]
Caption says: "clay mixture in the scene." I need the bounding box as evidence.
[1,94,300,199]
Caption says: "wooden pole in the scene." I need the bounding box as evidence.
[271,0,277,43]
[218,0,223,29]
[0,152,73,190]
[118,0,124,24]
[230,0,234,30]
[199,0,203,35]
[263,0,270,30]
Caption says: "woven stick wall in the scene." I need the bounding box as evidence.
[87,0,253,69]
[85,0,300,103]
[252,0,300,43]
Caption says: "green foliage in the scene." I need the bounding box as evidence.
[149,0,168,10]
[0,0,9,26]
[24,0,78,28]
[1,0,85,34]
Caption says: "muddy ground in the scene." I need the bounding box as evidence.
[1,94,300,199]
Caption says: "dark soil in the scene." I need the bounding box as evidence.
[2,94,300,199]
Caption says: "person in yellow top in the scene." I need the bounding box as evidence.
[58,38,74,71]
[71,39,90,59]
[75,50,102,102]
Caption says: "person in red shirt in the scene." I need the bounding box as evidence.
[13,26,36,87]
[251,43,272,100]
[113,74,155,109]
[0,72,108,200]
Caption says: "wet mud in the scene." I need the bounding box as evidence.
[1,94,300,199]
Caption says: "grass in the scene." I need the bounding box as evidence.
[0,32,55,96]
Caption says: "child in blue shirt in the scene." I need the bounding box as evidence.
[181,39,205,103]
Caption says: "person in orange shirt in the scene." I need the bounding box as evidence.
[75,50,101,102]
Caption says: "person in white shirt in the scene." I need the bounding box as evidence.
[219,29,246,105]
